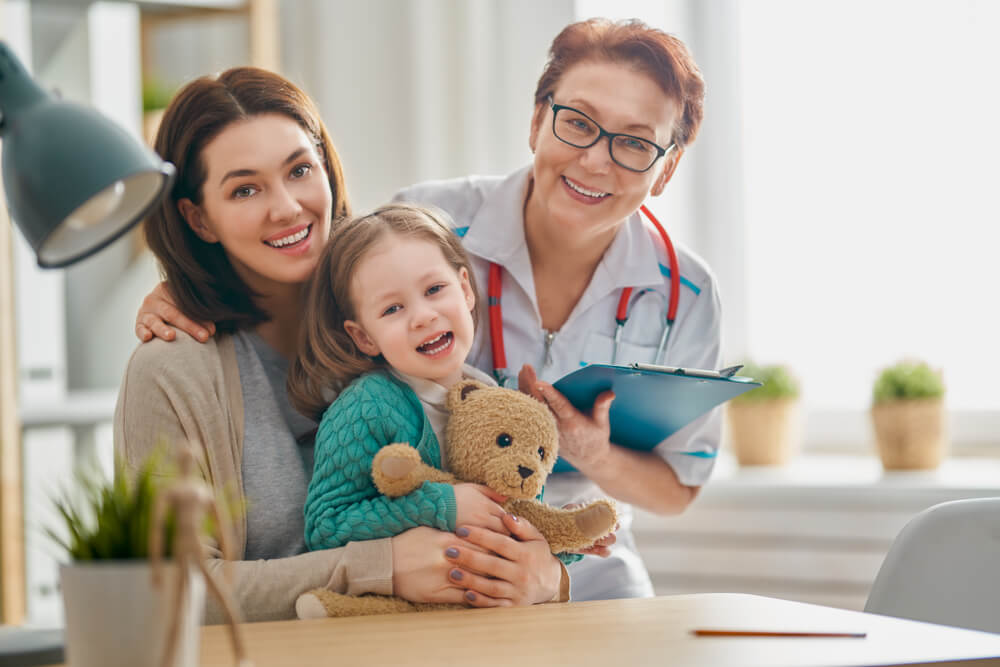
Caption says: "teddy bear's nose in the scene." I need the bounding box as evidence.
[518,466,534,479]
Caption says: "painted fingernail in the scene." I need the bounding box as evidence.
[465,591,477,602]
[198,330,209,341]
[456,526,470,537]
[507,513,519,522]
[449,569,463,581]
[445,547,460,558]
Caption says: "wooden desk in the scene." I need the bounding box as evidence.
[193,594,1000,667]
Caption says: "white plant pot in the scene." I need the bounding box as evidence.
[60,561,205,667]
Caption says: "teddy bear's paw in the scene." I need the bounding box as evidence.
[374,443,422,479]
[574,501,616,539]
[380,455,419,479]
[295,591,330,620]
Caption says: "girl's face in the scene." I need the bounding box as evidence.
[343,233,476,388]
[178,113,333,297]
[527,60,681,244]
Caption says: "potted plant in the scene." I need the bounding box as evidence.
[726,363,801,465]
[871,360,946,470]
[48,457,205,667]
[142,76,176,147]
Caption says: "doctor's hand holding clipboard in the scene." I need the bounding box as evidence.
[520,363,761,474]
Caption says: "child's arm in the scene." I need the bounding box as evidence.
[305,377,464,551]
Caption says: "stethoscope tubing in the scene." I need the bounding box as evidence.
[489,203,681,383]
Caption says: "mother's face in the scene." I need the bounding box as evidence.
[178,113,333,297]
[527,60,681,242]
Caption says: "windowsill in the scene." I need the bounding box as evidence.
[684,452,1000,510]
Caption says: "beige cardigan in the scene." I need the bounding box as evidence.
[114,333,394,623]
[114,333,569,623]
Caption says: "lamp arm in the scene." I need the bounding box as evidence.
[0,42,49,127]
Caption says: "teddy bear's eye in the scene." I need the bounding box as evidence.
[538,447,546,460]
[496,433,513,448]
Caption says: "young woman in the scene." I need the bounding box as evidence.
[115,68,567,624]
[135,17,719,602]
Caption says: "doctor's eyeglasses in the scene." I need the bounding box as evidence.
[548,96,675,173]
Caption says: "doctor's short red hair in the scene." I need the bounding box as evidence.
[534,18,705,150]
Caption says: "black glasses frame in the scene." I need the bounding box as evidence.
[548,96,675,173]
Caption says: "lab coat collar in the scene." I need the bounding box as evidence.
[462,165,666,296]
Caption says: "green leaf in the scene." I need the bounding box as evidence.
[731,362,800,402]
[873,360,945,403]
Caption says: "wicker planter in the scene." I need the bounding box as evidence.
[871,398,946,470]
[726,398,799,465]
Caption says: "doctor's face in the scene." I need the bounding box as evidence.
[526,60,681,243]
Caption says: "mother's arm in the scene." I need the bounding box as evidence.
[116,334,566,618]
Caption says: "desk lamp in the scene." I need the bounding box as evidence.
[0,41,174,268]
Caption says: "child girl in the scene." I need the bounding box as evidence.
[289,203,579,561]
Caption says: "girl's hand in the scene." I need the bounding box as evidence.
[135,281,215,343]
[453,483,510,535]
[446,513,563,606]
[518,364,615,469]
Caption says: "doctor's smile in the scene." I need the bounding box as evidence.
[561,176,612,203]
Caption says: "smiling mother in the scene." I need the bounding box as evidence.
[116,68,567,624]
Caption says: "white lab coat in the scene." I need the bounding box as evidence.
[394,165,723,601]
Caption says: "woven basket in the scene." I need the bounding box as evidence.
[871,398,946,470]
[726,398,800,465]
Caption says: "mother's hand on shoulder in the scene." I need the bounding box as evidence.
[518,364,615,469]
[135,282,214,343]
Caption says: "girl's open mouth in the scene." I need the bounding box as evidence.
[417,331,454,356]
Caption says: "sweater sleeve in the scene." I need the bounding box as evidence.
[114,335,394,623]
[305,375,457,551]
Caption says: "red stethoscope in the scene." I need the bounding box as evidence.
[488,204,680,386]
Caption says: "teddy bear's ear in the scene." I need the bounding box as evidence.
[447,379,490,410]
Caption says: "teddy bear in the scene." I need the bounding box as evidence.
[295,379,617,619]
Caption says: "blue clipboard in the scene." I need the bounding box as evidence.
[550,363,761,473]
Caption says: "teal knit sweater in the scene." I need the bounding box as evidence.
[304,371,456,551]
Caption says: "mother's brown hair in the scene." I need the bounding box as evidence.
[145,67,350,333]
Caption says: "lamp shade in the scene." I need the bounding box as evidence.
[0,41,174,268]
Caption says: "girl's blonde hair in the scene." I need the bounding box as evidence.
[288,203,480,420]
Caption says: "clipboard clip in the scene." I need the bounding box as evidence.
[718,365,743,378]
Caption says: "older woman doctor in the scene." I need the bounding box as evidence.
[389,19,720,601]
[136,19,720,602]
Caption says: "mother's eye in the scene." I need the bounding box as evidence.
[290,163,312,178]
[496,433,512,448]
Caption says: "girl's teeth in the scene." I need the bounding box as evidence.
[565,178,609,198]
[419,333,452,354]
[266,226,310,247]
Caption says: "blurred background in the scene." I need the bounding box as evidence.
[2,0,999,627]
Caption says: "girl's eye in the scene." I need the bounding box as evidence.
[232,185,258,199]
[537,447,546,460]
[381,304,401,316]
[426,284,445,296]
[290,163,312,179]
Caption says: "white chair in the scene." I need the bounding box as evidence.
[865,497,1000,634]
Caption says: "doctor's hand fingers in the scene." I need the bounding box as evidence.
[517,364,544,402]
[592,390,616,428]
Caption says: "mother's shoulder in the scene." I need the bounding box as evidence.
[123,331,229,379]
